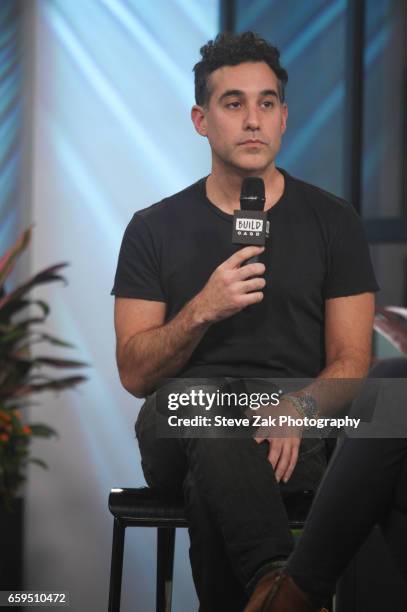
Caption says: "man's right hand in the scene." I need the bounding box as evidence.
[192,246,266,324]
[115,245,266,397]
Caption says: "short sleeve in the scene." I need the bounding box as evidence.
[111,213,165,301]
[324,205,380,299]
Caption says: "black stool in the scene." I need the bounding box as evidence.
[108,487,316,612]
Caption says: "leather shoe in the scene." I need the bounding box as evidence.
[244,569,329,612]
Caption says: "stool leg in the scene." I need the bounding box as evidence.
[108,518,126,612]
[156,527,176,612]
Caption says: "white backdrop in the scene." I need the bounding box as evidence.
[24,1,217,610]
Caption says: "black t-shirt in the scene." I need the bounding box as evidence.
[111,169,379,379]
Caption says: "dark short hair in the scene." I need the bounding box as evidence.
[193,31,288,107]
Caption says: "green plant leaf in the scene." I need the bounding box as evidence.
[0,298,50,322]
[0,359,33,393]
[0,262,68,311]
[32,300,50,317]
[0,228,32,289]
[29,356,89,368]
[1,332,76,356]
[4,355,88,370]
[30,333,75,348]
[29,424,58,438]
[0,327,28,345]
[0,228,90,498]
[4,375,87,398]
[27,457,49,470]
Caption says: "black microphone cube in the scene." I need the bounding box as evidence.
[232,210,269,246]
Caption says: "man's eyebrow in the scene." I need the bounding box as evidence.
[260,89,278,98]
[218,89,279,102]
[218,89,244,102]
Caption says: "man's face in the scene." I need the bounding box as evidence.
[192,61,288,174]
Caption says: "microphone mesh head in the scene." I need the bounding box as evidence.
[240,177,265,211]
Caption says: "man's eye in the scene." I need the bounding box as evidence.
[262,100,275,108]
[227,101,241,109]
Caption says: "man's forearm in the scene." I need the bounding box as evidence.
[290,349,371,417]
[118,295,210,397]
[319,351,369,379]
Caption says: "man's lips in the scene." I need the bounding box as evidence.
[238,139,267,145]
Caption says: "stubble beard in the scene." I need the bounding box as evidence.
[221,148,276,176]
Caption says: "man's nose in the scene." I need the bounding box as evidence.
[243,104,260,131]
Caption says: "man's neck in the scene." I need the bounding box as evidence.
[205,164,285,215]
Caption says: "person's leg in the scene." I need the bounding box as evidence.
[287,437,407,607]
[138,393,247,612]
[181,435,295,590]
[135,393,188,492]
[183,469,249,612]
[136,386,295,602]
[136,388,293,609]
[381,450,407,583]
[136,382,326,610]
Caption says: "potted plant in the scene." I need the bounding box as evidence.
[0,227,87,588]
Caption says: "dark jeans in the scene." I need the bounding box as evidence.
[286,358,407,607]
[135,380,326,612]
[287,436,407,607]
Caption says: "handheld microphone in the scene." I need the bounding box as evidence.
[232,177,269,264]
[240,177,266,211]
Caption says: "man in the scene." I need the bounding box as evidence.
[112,32,378,611]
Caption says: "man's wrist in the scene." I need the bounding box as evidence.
[282,393,319,420]
[187,294,213,327]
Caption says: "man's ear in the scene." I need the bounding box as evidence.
[280,103,288,134]
[191,104,207,137]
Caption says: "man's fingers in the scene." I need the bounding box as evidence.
[268,438,283,470]
[282,443,300,483]
[224,246,265,269]
[236,277,266,294]
[266,438,301,482]
[241,291,264,306]
[274,440,292,483]
[236,262,266,280]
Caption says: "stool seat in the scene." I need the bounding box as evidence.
[109,486,315,528]
[109,487,187,526]
[108,486,316,612]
